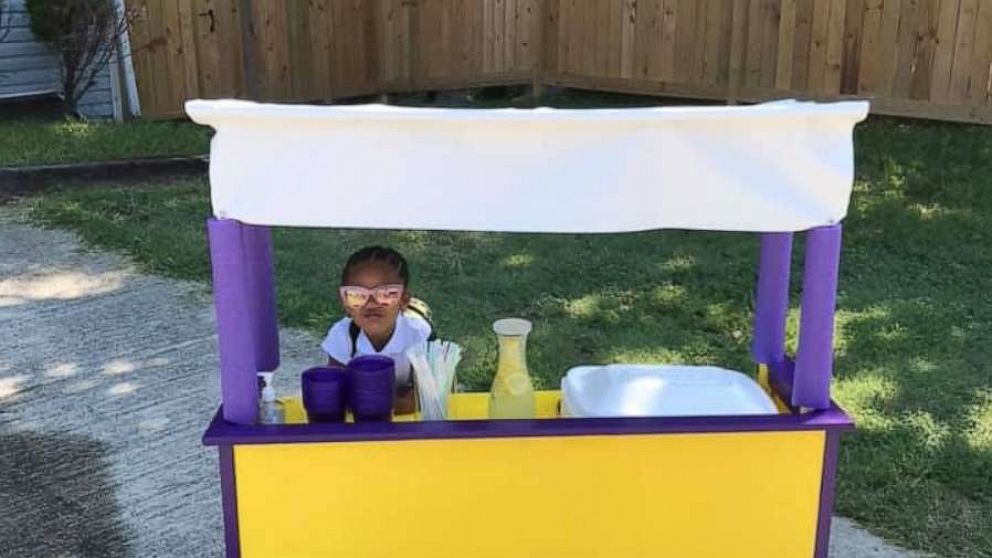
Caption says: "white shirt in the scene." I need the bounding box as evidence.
[321,314,432,385]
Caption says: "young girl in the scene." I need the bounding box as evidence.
[322,246,432,413]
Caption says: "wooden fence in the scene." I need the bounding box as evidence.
[127,0,992,124]
[127,0,539,118]
[548,0,992,124]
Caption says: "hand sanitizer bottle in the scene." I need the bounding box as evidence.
[258,372,285,425]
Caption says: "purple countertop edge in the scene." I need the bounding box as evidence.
[202,401,854,446]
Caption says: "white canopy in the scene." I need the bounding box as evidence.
[186,99,869,233]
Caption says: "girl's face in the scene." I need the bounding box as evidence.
[340,261,410,340]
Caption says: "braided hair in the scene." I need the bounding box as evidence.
[341,246,410,286]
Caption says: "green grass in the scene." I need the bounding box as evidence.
[0,118,210,167]
[26,116,992,557]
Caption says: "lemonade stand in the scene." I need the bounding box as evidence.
[189,98,868,558]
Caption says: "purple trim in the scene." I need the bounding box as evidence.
[769,357,797,409]
[208,218,259,425]
[753,232,793,365]
[794,224,842,410]
[203,402,854,446]
[218,445,241,558]
[243,224,280,372]
[814,430,842,558]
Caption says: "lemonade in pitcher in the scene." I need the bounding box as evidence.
[488,318,536,419]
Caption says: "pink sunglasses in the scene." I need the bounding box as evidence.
[339,284,405,309]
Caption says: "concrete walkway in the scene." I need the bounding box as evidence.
[0,205,926,558]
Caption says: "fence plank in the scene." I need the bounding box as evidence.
[792,0,814,91]
[593,0,612,77]
[257,0,292,100]
[776,0,798,90]
[361,0,380,87]
[560,0,574,74]
[727,0,751,100]
[631,0,650,78]
[823,0,847,94]
[949,0,976,103]
[908,0,939,100]
[416,0,443,79]
[494,0,506,72]
[192,0,218,97]
[858,0,883,93]
[128,0,155,114]
[509,0,521,71]
[715,0,736,85]
[841,0,866,94]
[605,0,622,77]
[744,0,764,87]
[465,0,482,78]
[378,0,396,84]
[580,0,596,75]
[545,0,560,75]
[161,0,189,108]
[969,0,992,104]
[807,0,830,93]
[177,0,201,98]
[286,0,313,99]
[929,0,961,103]
[673,0,695,83]
[330,0,347,90]
[876,0,904,96]
[761,0,781,89]
[518,0,537,73]
[659,0,678,81]
[219,0,244,96]
[644,0,672,81]
[454,0,471,78]
[892,0,921,98]
[699,0,722,84]
[567,0,583,74]
[692,0,709,83]
[620,0,635,78]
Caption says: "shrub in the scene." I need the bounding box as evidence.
[24,0,133,115]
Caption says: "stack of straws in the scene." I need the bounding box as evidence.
[407,340,462,421]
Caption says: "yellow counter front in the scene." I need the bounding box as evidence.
[204,390,851,558]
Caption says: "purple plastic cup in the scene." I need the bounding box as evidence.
[347,355,395,422]
[301,367,349,423]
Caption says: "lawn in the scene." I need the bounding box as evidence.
[0,118,210,167]
[27,115,992,557]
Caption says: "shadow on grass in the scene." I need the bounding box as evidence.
[824,120,992,557]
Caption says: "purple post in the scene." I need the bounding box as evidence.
[208,218,259,424]
[243,224,280,372]
[793,224,842,410]
[752,232,794,366]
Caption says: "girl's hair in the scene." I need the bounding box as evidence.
[341,246,410,286]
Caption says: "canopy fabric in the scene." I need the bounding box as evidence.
[186,99,869,233]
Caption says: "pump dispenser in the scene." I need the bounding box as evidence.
[258,372,285,425]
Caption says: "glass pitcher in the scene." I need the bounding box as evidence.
[489,318,536,419]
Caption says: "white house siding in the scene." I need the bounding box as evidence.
[0,0,116,118]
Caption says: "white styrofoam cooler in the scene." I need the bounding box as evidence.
[561,365,778,418]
